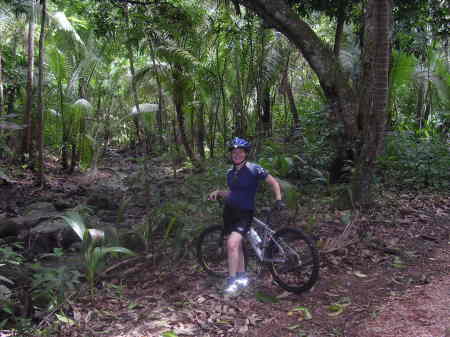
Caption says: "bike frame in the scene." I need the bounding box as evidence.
[251,215,291,264]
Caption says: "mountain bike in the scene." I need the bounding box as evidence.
[196,207,319,294]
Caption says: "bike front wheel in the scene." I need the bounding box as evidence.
[197,225,229,278]
[267,227,319,293]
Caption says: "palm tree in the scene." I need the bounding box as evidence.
[122,4,143,146]
[45,10,92,171]
[36,0,47,185]
[22,0,36,159]
[0,4,25,120]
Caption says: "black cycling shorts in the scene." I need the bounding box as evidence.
[223,203,254,236]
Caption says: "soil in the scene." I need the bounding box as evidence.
[0,153,449,337]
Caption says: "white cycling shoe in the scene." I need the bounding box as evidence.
[224,276,249,295]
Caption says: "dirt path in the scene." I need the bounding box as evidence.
[55,191,449,337]
[2,153,449,337]
[349,248,450,337]
[57,244,449,337]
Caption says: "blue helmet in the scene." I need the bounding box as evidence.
[228,137,251,152]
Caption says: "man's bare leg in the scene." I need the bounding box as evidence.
[227,231,244,277]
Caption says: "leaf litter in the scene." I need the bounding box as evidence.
[1,153,449,337]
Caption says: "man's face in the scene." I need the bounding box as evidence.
[231,148,247,165]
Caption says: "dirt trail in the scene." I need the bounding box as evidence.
[349,247,450,337]
[55,172,449,337]
[1,152,449,337]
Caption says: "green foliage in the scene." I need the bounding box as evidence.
[30,260,81,309]
[0,242,23,289]
[255,290,279,303]
[152,200,197,258]
[0,242,24,328]
[130,219,154,253]
[0,114,24,160]
[258,141,295,178]
[60,211,135,293]
[390,50,417,97]
[378,132,450,189]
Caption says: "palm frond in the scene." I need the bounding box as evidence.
[156,45,200,69]
[131,103,159,115]
[261,46,285,85]
[73,98,93,111]
[391,51,416,93]
[51,11,84,46]
[60,211,87,241]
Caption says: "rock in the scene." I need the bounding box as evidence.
[54,198,74,211]
[86,187,120,210]
[0,216,27,237]
[23,202,57,217]
[0,202,61,238]
[26,217,79,254]
[0,284,12,300]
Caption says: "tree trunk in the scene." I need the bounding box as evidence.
[261,85,272,136]
[59,82,69,170]
[0,49,4,115]
[69,142,78,173]
[281,56,300,130]
[197,103,206,159]
[208,97,220,159]
[415,82,426,129]
[172,68,202,170]
[6,27,20,117]
[352,0,393,205]
[36,0,47,186]
[123,5,142,145]
[333,2,347,57]
[232,45,245,137]
[148,37,165,151]
[22,0,36,159]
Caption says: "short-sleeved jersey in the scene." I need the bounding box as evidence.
[225,162,268,210]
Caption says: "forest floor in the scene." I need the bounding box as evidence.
[0,151,449,337]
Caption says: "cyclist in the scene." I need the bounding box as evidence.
[208,137,284,295]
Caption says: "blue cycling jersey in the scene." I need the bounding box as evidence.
[225,162,268,210]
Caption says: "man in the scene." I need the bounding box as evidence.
[208,137,284,295]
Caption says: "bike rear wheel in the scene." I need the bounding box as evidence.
[267,227,319,293]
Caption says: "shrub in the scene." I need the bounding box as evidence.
[378,132,450,189]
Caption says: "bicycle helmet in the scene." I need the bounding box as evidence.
[228,137,251,152]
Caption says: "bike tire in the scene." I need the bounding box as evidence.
[197,225,250,278]
[197,225,228,278]
[267,227,319,293]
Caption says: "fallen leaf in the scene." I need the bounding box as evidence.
[162,332,178,337]
[255,291,279,303]
[326,304,344,316]
[288,306,312,321]
[353,271,368,278]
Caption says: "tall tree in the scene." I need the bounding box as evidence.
[22,0,36,159]
[0,48,3,115]
[36,0,47,184]
[280,50,300,130]
[354,0,392,203]
[234,0,393,205]
[123,4,143,146]
[148,36,166,151]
